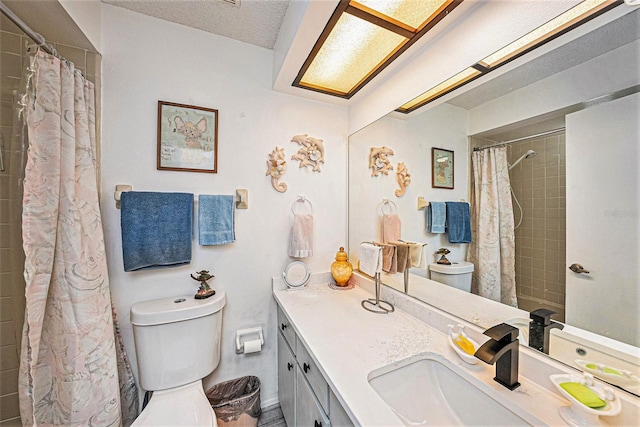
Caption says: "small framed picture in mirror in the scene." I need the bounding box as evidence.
[432,147,454,189]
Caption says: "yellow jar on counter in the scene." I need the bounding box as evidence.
[331,247,353,286]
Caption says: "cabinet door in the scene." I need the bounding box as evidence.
[278,306,296,353]
[278,332,296,427]
[296,336,329,413]
[296,369,330,427]
[329,389,353,427]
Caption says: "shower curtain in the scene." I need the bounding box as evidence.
[18,50,136,426]
[467,146,518,307]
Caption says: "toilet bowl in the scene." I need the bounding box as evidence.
[130,292,226,426]
[428,262,474,292]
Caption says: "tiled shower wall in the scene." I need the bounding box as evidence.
[0,23,100,425]
[507,134,567,321]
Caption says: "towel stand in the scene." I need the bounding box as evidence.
[114,185,249,210]
[417,196,467,210]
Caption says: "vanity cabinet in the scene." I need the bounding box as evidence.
[277,306,353,427]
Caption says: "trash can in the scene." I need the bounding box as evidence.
[206,376,261,427]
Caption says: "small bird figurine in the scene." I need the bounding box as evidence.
[436,248,452,265]
[191,270,216,299]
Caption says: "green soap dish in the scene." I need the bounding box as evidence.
[559,382,606,408]
[576,359,640,387]
[550,373,621,426]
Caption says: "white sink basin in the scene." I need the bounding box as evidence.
[368,355,532,426]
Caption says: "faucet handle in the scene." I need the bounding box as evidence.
[530,308,557,326]
[483,323,519,343]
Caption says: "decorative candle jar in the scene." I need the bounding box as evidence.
[331,247,353,286]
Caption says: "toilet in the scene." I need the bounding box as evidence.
[428,262,474,292]
[130,291,226,426]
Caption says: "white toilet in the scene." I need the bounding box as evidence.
[130,291,226,426]
[428,262,474,292]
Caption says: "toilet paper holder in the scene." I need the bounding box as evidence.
[235,327,264,354]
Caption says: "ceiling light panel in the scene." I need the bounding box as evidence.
[480,0,616,68]
[300,13,407,95]
[397,67,481,112]
[396,0,620,114]
[355,0,450,29]
[294,0,457,98]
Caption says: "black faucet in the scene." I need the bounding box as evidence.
[529,308,564,354]
[474,323,520,390]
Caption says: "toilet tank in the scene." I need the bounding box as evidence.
[428,262,474,292]
[131,291,226,391]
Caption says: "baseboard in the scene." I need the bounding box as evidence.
[261,397,279,410]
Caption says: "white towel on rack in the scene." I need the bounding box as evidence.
[403,241,427,268]
[288,213,313,258]
[359,243,382,277]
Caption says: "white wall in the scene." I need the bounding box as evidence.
[59,0,102,52]
[100,5,348,407]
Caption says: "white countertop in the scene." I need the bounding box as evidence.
[273,273,640,426]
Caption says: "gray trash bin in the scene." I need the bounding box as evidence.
[206,376,261,427]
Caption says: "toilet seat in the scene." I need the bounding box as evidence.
[132,381,218,426]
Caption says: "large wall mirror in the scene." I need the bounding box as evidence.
[348,5,639,395]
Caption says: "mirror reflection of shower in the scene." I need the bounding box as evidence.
[509,149,538,170]
[509,149,537,229]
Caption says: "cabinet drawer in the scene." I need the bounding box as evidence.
[296,369,330,427]
[277,306,296,354]
[296,335,329,413]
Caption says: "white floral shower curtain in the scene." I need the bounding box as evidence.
[467,146,518,307]
[18,51,127,426]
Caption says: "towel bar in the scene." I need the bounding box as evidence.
[114,185,249,210]
[417,197,467,211]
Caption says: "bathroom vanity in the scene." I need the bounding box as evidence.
[273,272,640,426]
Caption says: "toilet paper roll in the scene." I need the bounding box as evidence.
[243,339,262,354]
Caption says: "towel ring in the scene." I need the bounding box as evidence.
[380,199,397,215]
[292,195,313,215]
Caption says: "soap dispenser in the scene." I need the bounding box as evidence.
[331,247,353,286]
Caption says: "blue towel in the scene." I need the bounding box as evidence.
[198,195,235,245]
[426,202,446,233]
[120,191,193,271]
[445,202,472,243]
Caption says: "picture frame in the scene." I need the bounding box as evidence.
[432,147,454,189]
[157,101,218,173]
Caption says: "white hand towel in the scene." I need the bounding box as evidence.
[359,243,382,277]
[405,241,426,268]
[288,213,313,258]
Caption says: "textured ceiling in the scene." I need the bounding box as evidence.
[101,0,290,49]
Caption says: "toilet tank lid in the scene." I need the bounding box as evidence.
[131,291,226,326]
[429,262,474,274]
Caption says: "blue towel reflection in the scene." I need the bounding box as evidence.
[445,202,472,243]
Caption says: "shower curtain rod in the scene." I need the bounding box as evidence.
[0,0,57,57]
[473,127,565,151]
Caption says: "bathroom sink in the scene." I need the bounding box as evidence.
[368,355,532,426]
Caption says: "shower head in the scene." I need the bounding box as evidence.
[508,149,537,170]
